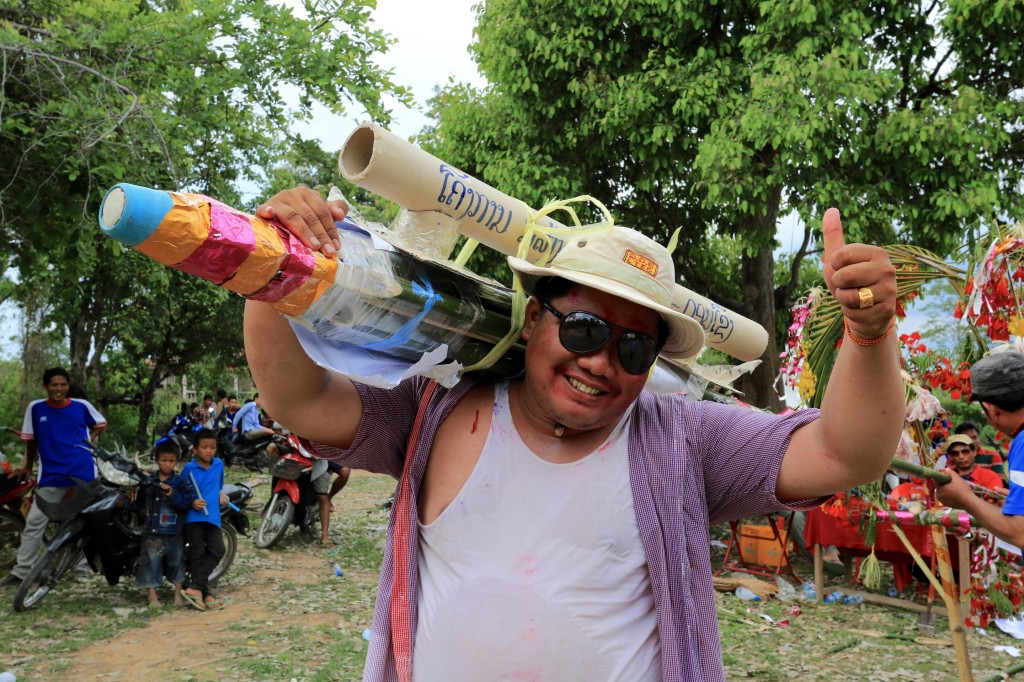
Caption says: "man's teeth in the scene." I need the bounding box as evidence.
[568,377,601,395]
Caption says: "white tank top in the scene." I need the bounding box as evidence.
[412,382,660,681]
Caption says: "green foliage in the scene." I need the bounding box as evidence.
[0,360,23,430]
[0,0,410,442]
[423,0,1024,409]
[261,141,402,225]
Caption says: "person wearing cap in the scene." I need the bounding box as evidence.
[941,434,1005,493]
[243,188,903,682]
[937,352,1024,549]
[954,422,1005,475]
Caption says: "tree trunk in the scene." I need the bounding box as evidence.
[18,290,51,413]
[135,363,168,450]
[735,179,784,411]
[738,245,783,411]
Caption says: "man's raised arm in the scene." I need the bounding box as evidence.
[243,187,362,448]
[779,208,905,501]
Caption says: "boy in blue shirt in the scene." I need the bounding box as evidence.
[180,429,227,610]
[132,440,195,607]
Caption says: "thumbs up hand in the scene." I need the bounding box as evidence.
[820,208,897,341]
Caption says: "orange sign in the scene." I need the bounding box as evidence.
[623,249,658,277]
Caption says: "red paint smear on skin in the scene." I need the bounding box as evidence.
[471,410,479,434]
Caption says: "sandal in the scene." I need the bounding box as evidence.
[205,596,225,610]
[180,589,206,611]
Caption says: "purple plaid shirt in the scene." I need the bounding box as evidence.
[314,377,823,682]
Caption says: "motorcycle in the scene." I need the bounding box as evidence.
[0,427,37,569]
[209,480,254,579]
[152,413,199,460]
[253,433,329,549]
[217,428,287,472]
[12,443,247,612]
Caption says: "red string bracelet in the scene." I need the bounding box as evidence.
[844,317,896,347]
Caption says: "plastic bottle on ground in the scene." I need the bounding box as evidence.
[333,563,343,577]
[734,586,761,601]
[775,576,798,601]
[887,586,899,598]
[0,671,17,682]
[802,582,816,600]
[823,591,845,604]
[843,594,864,605]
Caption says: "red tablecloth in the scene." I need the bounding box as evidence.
[804,507,934,561]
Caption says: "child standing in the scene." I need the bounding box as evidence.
[180,428,227,611]
[133,440,196,607]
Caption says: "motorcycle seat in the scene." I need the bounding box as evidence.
[223,483,252,502]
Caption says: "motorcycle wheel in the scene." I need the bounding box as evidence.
[299,503,321,541]
[13,542,83,612]
[0,509,25,569]
[209,524,237,585]
[254,492,294,549]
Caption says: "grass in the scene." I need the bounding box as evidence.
[3,472,1024,680]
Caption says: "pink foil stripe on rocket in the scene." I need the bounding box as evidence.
[176,200,256,284]
[247,223,315,304]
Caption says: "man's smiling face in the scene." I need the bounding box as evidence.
[519,285,658,433]
[45,375,69,404]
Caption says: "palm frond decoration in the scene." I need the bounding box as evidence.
[802,243,970,408]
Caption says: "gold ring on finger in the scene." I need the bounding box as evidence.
[858,287,874,309]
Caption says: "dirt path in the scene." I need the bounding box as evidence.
[5,470,1022,681]
[53,471,395,682]
[70,550,332,679]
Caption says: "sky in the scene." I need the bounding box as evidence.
[287,0,484,150]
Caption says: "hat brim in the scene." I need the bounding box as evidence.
[508,256,706,358]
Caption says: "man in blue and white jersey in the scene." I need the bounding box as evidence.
[1,367,106,587]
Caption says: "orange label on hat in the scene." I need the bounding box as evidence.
[623,250,659,278]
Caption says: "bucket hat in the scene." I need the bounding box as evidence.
[507,225,706,358]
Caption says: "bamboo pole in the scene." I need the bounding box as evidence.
[886,521,973,681]
[958,537,971,622]
[829,587,948,616]
[929,524,975,682]
[814,543,824,604]
[979,661,1024,682]
[889,458,1005,502]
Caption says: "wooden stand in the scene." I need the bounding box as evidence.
[811,536,971,617]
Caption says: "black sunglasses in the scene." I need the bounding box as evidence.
[541,301,660,376]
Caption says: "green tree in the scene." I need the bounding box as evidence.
[421,0,1024,409]
[262,141,402,225]
[1,0,410,439]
